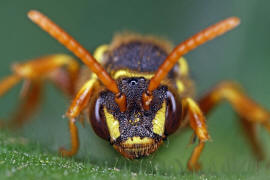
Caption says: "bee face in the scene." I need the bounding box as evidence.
[90,77,182,159]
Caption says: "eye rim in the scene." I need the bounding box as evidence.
[164,90,182,135]
[89,96,110,140]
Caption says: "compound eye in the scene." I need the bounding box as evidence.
[89,97,110,140]
[164,90,182,135]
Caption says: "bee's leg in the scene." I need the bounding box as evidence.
[8,80,43,128]
[59,78,97,157]
[0,54,80,128]
[239,117,264,160]
[182,98,210,171]
[198,81,270,161]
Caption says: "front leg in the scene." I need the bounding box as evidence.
[59,78,97,157]
[182,98,210,171]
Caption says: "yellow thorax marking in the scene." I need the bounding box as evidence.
[152,102,166,136]
[123,137,153,145]
[93,44,109,63]
[113,70,154,79]
[176,80,185,93]
[104,107,120,141]
[179,57,189,75]
[92,44,109,79]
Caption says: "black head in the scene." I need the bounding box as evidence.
[90,77,182,159]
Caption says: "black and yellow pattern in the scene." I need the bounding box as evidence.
[89,34,188,159]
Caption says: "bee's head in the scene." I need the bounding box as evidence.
[90,77,182,159]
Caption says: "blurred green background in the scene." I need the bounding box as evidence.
[0,0,270,176]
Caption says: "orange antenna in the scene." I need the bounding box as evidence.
[28,10,118,94]
[28,10,126,112]
[148,17,240,92]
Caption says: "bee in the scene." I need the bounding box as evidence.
[0,10,269,171]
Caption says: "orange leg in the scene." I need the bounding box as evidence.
[239,117,264,161]
[59,78,97,157]
[182,98,210,171]
[9,80,43,129]
[199,81,270,161]
[0,54,79,128]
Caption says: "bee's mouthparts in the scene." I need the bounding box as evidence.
[113,137,163,159]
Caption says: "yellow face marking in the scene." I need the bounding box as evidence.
[93,44,109,63]
[104,107,120,141]
[152,102,166,136]
[113,69,154,80]
[122,137,153,145]
[176,80,185,93]
[179,57,189,75]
